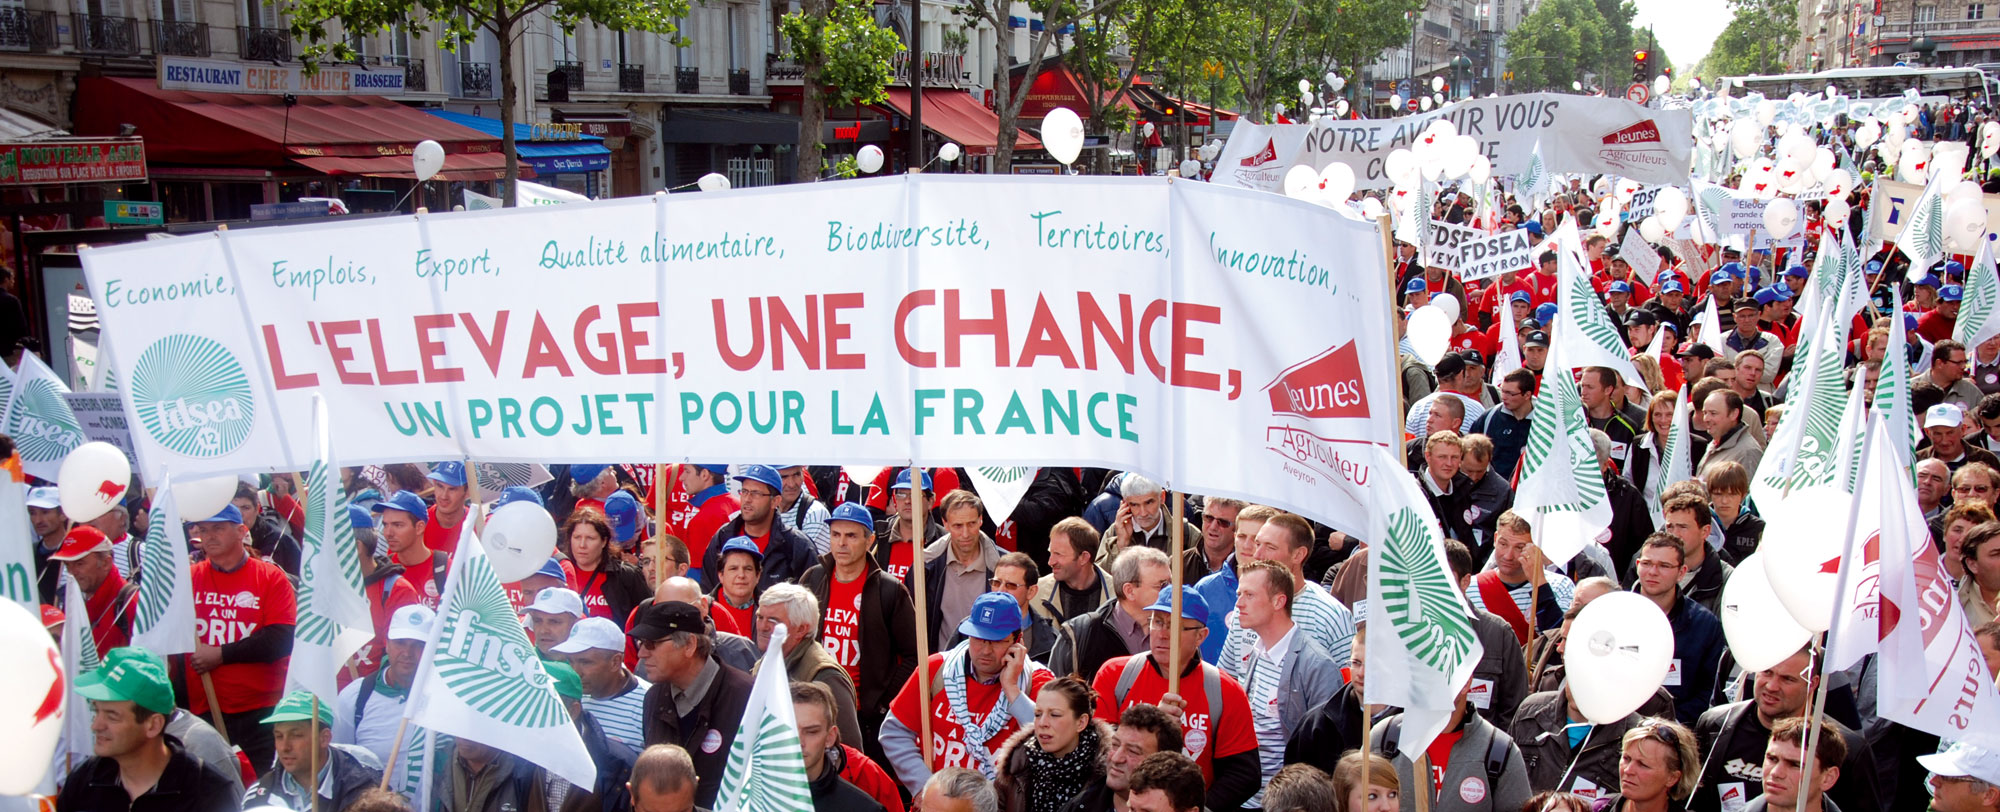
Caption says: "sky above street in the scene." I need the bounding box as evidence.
[1631,0,1734,73]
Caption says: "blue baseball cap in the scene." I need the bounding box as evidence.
[734,464,782,494]
[719,535,764,564]
[829,502,874,530]
[603,490,640,542]
[1866,260,1885,275]
[1906,313,1921,332]
[1947,260,1967,278]
[196,503,244,524]
[1753,286,1785,305]
[427,461,467,488]
[1509,290,1532,304]
[1720,261,1746,280]
[496,486,542,509]
[1709,270,1733,285]
[958,592,1031,641]
[532,556,568,582]
[892,468,935,491]
[1534,303,1557,324]
[694,464,729,475]
[347,503,375,530]
[1405,278,1428,294]
[370,491,427,522]
[1662,281,1685,294]
[1943,284,1965,302]
[1142,586,1212,627]
[1608,281,1632,294]
[1784,265,1810,279]
[568,463,609,485]
[1915,273,1942,288]
[1522,221,1544,236]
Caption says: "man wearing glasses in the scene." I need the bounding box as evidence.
[1921,741,2000,812]
[697,465,816,592]
[947,551,1058,663]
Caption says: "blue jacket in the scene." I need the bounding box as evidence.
[1192,557,1239,662]
[1665,594,1728,725]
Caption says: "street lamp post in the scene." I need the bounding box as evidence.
[1451,54,1473,98]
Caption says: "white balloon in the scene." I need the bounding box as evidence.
[1729,119,1760,160]
[1572,81,1583,91]
[1566,592,1674,724]
[1946,199,1989,250]
[938,142,962,162]
[1283,164,1319,200]
[1655,186,1690,225]
[1390,93,1404,110]
[1298,78,1313,94]
[1385,149,1420,189]
[1334,98,1351,117]
[856,144,885,174]
[1420,96,1434,111]
[1654,74,1670,96]
[1331,76,1347,92]
[1638,216,1666,244]
[1325,71,1339,87]
[1406,306,1453,365]
[1809,147,1837,181]
[1431,75,1446,92]
[1823,197,1851,226]
[1762,196,1800,236]
[1898,148,1930,184]
[1469,155,1492,186]
[1721,553,1815,674]
[0,600,61,794]
[1041,107,1086,166]
[1983,122,2000,158]
[1822,168,1855,201]
[1318,162,1356,202]
[1434,293,1461,324]
[483,501,559,583]
[1949,179,1986,209]
[696,172,731,192]
[1761,486,1852,631]
[1359,196,1386,218]
[1756,99,1777,125]
[1443,137,1479,180]
[411,139,445,182]
[172,475,239,522]
[1778,132,1813,163]
[57,442,130,523]
[1179,158,1203,179]
[1301,91,1315,107]
[1142,122,1156,138]
[1855,119,1882,149]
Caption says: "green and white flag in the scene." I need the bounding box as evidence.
[60,576,100,771]
[404,525,596,788]
[1519,140,1549,209]
[1752,290,1852,506]
[2,351,86,483]
[285,394,373,706]
[1553,232,1644,387]
[1957,241,2000,350]
[714,622,813,812]
[1646,385,1694,526]
[1895,174,1950,277]
[963,467,1038,527]
[1874,285,1920,463]
[131,476,196,655]
[1510,336,1611,565]
[1366,444,1483,760]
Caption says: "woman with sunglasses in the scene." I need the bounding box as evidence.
[1598,718,1699,812]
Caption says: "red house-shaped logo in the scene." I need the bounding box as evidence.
[1264,342,1370,419]
[1602,120,1662,146]
[1240,139,1279,168]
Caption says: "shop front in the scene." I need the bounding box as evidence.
[425,109,611,198]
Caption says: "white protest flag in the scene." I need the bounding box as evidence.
[1874,286,1920,463]
[1751,293,1850,506]
[0,481,35,611]
[963,467,1038,526]
[1,352,87,483]
[1620,225,1661,281]
[1644,315,1669,360]
[1829,370,1870,492]
[1957,241,2000,350]
[60,576,100,771]
[1366,443,1483,760]
[131,476,196,655]
[1510,336,1611,564]
[1830,416,2000,749]
[713,622,814,812]
[1553,235,1644,387]
[285,395,373,704]
[1493,291,1523,379]
[1646,386,1694,525]
[405,525,596,788]
[1696,292,1727,355]
[1895,173,1950,276]
[1519,140,1550,209]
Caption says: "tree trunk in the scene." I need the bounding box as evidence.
[796,0,827,181]
[496,4,519,206]
[992,30,1014,173]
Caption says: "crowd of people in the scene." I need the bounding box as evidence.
[33,168,2000,812]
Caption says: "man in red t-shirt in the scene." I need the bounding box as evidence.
[1527,252,1561,307]
[49,526,136,655]
[1919,285,1964,343]
[423,461,470,557]
[1091,586,1259,811]
[374,491,447,608]
[187,502,298,770]
[663,465,737,583]
[347,504,419,682]
[880,592,1053,795]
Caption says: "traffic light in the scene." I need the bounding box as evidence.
[1633,50,1650,82]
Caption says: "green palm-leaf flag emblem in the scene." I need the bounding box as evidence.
[717,711,813,812]
[1565,268,1631,365]
[1378,506,1477,664]
[295,458,365,647]
[1519,351,1607,513]
[1521,143,1547,203]
[1898,181,1949,273]
[976,466,1030,484]
[1698,186,1732,241]
[1959,244,2000,349]
[134,497,179,633]
[431,550,570,728]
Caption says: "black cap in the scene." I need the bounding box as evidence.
[1624,309,1658,327]
[1434,352,1469,379]
[1679,344,1718,360]
[1722,246,1743,257]
[1731,296,1761,313]
[1521,318,1544,331]
[627,600,707,641]
[1524,330,1551,348]
[1458,348,1487,367]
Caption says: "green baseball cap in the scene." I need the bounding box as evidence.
[261,690,334,726]
[76,647,176,714]
[546,662,583,701]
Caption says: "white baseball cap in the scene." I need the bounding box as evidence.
[1927,403,1967,429]
[24,486,59,509]
[387,604,436,642]
[526,587,584,618]
[551,616,623,654]
[1920,741,2000,787]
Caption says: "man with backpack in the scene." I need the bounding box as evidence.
[1369,673,1533,812]
[334,604,434,767]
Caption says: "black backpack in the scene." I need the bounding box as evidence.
[1380,715,1511,786]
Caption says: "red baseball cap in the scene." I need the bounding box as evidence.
[39,604,62,627]
[50,526,110,562]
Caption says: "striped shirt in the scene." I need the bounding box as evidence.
[782,496,833,555]
[1465,569,1576,625]
[1404,391,1487,437]
[583,672,653,747]
[1235,626,1294,810]
[1219,582,1355,676]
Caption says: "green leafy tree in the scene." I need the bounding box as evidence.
[291,0,686,205]
[783,0,902,181]
[961,0,1123,172]
[1697,0,1799,76]
[1504,0,1609,91]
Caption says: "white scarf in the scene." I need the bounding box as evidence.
[938,641,1046,779]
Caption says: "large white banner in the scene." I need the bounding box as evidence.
[81,175,1399,533]
[1214,94,1695,192]
[1870,178,2000,248]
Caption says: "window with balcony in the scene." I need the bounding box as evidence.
[729,3,744,70]
[0,1,53,52]
[238,0,289,60]
[75,0,138,55]
[1971,3,1985,19]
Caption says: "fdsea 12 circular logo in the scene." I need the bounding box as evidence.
[130,334,255,458]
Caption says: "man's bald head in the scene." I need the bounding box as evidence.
[1573,576,1619,607]
[659,576,705,605]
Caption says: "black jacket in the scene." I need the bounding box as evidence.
[1693,700,1882,812]
[571,558,651,633]
[1508,687,1632,797]
[810,745,886,812]
[642,658,754,809]
[702,515,816,593]
[1285,680,1367,775]
[1419,470,1478,549]
[248,507,302,577]
[1049,599,1138,680]
[1717,509,1767,567]
[797,554,919,716]
[997,467,1087,566]
[243,743,382,812]
[57,735,240,812]
[1601,472,1656,575]
[571,710,639,812]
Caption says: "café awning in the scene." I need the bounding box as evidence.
[879,89,1041,156]
[424,109,610,174]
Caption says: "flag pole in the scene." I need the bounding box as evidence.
[1367,210,1399,766]
[378,717,411,790]
[200,673,229,740]
[1167,491,1186,696]
[310,696,322,812]
[653,464,673,586]
[909,464,934,770]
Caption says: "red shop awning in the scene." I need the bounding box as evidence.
[291,152,519,181]
[73,77,502,172]
[880,88,1041,156]
[1010,64,1141,121]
